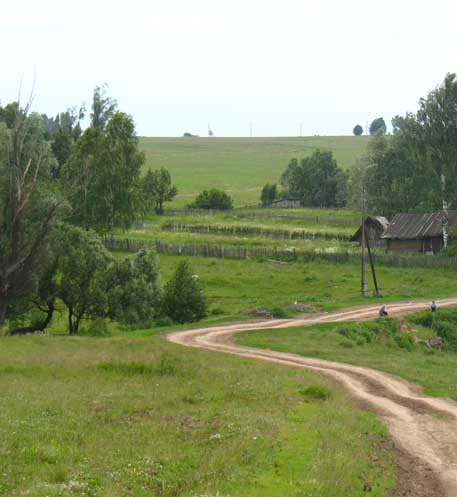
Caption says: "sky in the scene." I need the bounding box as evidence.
[1,0,456,137]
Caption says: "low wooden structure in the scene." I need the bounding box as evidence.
[350,216,389,248]
[268,199,302,208]
[381,211,457,254]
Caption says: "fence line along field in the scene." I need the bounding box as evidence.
[139,136,370,207]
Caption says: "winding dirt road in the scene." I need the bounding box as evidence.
[168,298,457,496]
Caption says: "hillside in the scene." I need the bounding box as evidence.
[139,136,370,207]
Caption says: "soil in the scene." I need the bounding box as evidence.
[167,298,457,496]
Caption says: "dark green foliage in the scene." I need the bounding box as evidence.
[353,124,363,136]
[299,385,331,401]
[260,183,277,206]
[356,134,433,216]
[0,108,61,330]
[270,307,288,318]
[353,74,457,216]
[0,102,19,129]
[162,260,207,324]
[410,308,457,349]
[52,224,113,335]
[63,88,144,234]
[336,319,414,350]
[41,107,84,177]
[369,117,386,135]
[280,150,347,207]
[188,188,233,210]
[104,249,162,326]
[142,168,177,214]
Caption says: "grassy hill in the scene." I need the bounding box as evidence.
[139,136,370,208]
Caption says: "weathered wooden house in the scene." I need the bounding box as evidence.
[350,216,389,248]
[381,211,457,253]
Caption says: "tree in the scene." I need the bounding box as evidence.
[63,87,145,234]
[350,132,434,216]
[353,124,363,136]
[105,249,162,325]
[42,107,85,178]
[52,224,113,335]
[142,168,177,215]
[162,260,207,323]
[0,101,20,129]
[0,106,63,331]
[188,189,233,210]
[260,183,277,206]
[369,117,386,135]
[280,150,347,207]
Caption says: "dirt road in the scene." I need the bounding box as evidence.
[167,298,457,496]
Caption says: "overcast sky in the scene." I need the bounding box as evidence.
[1,0,456,136]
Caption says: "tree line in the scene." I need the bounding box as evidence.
[261,74,457,216]
[0,87,205,335]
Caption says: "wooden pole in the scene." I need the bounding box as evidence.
[361,188,368,296]
[365,230,380,297]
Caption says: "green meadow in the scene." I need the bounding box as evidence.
[0,334,394,497]
[139,136,370,207]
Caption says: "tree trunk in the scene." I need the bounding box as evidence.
[0,298,8,332]
[8,301,55,336]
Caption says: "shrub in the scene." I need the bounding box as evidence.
[188,189,233,210]
[270,307,288,318]
[79,319,111,337]
[155,316,174,327]
[299,385,331,401]
[162,260,207,324]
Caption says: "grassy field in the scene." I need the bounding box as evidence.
[153,255,457,320]
[236,309,457,401]
[0,334,394,497]
[139,136,370,207]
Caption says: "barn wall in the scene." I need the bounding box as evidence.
[387,239,423,253]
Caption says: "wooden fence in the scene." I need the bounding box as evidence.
[161,223,351,241]
[164,209,359,225]
[104,238,457,268]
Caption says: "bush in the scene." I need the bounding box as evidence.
[188,189,233,210]
[79,319,111,337]
[299,385,331,401]
[270,307,288,318]
[162,260,207,324]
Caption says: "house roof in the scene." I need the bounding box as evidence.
[350,216,390,241]
[382,211,457,240]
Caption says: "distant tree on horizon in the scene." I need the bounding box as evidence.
[369,117,387,136]
[353,124,363,136]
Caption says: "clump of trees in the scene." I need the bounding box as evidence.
[349,73,457,216]
[188,188,233,210]
[260,183,277,206]
[278,150,347,208]
[0,90,204,335]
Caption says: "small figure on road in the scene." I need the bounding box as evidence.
[431,300,438,313]
[379,305,388,317]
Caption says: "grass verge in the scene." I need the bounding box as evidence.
[0,334,394,496]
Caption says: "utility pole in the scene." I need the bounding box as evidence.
[441,173,449,248]
[299,122,303,137]
[361,187,368,296]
